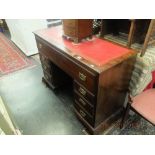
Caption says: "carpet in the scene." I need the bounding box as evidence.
[105,114,155,135]
[0,32,35,76]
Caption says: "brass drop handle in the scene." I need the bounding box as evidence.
[79,98,86,106]
[38,43,42,49]
[79,72,86,81]
[80,110,86,117]
[79,87,86,96]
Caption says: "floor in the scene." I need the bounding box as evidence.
[0,64,86,135]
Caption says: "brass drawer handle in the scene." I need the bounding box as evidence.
[79,72,86,81]
[79,98,86,106]
[80,110,86,117]
[79,87,86,96]
[38,43,42,49]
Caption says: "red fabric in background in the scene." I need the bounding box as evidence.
[144,71,155,90]
[40,26,133,66]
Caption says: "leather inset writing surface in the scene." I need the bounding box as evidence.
[39,26,133,66]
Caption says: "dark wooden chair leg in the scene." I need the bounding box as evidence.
[140,19,155,57]
[120,102,131,129]
[127,20,136,48]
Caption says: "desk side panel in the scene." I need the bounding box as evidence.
[95,56,136,128]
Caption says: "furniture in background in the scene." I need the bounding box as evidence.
[62,19,93,43]
[129,19,150,45]
[46,19,62,27]
[121,89,155,128]
[101,19,150,44]
[34,26,136,134]
[100,19,154,55]
[92,19,102,35]
[140,19,155,56]
[145,71,155,90]
[100,19,137,46]
[129,45,155,96]
[127,19,136,47]
[129,20,155,96]
[121,30,155,128]
[0,19,4,32]
[5,19,48,56]
[101,19,131,37]
[100,19,155,95]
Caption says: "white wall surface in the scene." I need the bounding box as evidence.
[5,19,47,56]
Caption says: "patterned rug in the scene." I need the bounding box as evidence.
[104,114,155,135]
[0,32,36,76]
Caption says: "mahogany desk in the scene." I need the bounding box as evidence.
[34,26,137,134]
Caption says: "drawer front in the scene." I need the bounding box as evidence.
[39,53,53,75]
[39,53,51,66]
[74,102,94,126]
[74,81,96,105]
[74,92,94,116]
[75,70,97,93]
[42,63,52,74]
[43,70,53,83]
[36,38,98,93]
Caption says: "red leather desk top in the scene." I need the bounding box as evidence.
[38,26,133,67]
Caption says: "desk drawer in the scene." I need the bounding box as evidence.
[75,69,97,93]
[39,53,54,75]
[74,92,94,116]
[74,102,94,126]
[42,63,52,74]
[39,53,51,66]
[36,39,98,93]
[43,70,53,83]
[74,81,96,105]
